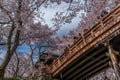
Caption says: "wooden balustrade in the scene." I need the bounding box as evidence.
[49,4,120,77]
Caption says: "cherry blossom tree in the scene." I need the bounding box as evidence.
[5,52,33,79]
[0,0,119,79]
[0,0,79,78]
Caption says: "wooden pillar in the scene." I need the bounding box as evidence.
[107,43,120,79]
[82,36,86,45]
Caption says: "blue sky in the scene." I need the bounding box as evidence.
[17,45,30,54]
[0,46,30,65]
[0,48,6,64]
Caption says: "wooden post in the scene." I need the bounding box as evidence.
[107,43,120,80]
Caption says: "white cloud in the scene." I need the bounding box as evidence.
[35,2,84,36]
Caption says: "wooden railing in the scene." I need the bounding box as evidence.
[49,4,120,77]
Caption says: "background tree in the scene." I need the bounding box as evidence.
[0,0,52,78]
[5,52,33,79]
[0,0,81,78]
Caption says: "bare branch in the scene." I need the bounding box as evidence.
[0,20,12,24]
[26,0,47,19]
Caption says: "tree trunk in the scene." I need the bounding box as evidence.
[0,30,20,78]
[13,52,20,77]
[0,0,22,78]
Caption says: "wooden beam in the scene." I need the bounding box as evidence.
[72,58,109,80]
[63,47,106,78]
[108,43,120,79]
[80,63,109,80]
[66,53,108,80]
[87,66,110,79]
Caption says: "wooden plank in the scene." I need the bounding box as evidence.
[62,47,106,78]
[66,54,108,80]
[72,59,109,80]
[80,63,109,80]
[108,44,120,79]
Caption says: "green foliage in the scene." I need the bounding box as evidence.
[1,78,20,80]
